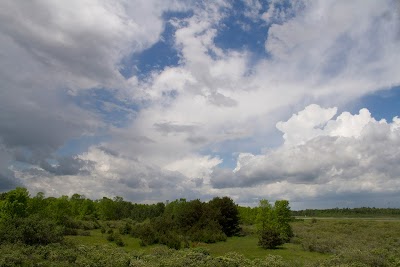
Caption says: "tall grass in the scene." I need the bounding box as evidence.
[292,219,400,266]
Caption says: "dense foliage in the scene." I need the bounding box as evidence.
[256,200,293,249]
[0,243,292,267]
[131,197,240,248]
[0,188,240,249]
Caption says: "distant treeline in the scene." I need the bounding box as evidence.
[291,207,400,217]
[0,188,165,222]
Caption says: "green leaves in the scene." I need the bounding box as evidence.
[0,187,29,220]
[209,196,241,237]
[256,199,293,249]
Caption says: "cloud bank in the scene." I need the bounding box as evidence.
[1,0,400,208]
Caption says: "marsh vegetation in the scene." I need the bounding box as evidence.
[1,188,400,266]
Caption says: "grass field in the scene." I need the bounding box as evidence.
[66,228,329,265]
[198,235,329,264]
[65,218,400,266]
[66,229,144,251]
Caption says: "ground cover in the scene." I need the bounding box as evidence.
[291,218,400,266]
[8,218,400,266]
[198,235,329,265]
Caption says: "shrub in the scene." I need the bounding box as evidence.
[119,221,133,235]
[64,227,78,236]
[135,222,158,246]
[107,233,115,242]
[158,232,182,249]
[101,226,106,234]
[115,236,125,247]
[258,228,284,249]
[77,229,91,236]
[0,215,64,245]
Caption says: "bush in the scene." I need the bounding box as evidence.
[115,236,125,247]
[101,226,106,234]
[119,220,134,235]
[106,232,125,247]
[258,228,284,249]
[0,215,64,245]
[64,227,78,236]
[158,232,182,249]
[107,233,115,242]
[135,222,158,246]
[77,229,91,236]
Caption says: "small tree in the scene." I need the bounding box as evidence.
[256,199,282,249]
[256,199,293,249]
[256,199,273,232]
[274,200,293,242]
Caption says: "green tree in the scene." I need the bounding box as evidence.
[96,197,116,220]
[48,195,73,224]
[256,199,293,249]
[274,200,293,242]
[209,196,240,237]
[27,192,46,215]
[238,206,258,225]
[256,199,273,232]
[0,187,30,219]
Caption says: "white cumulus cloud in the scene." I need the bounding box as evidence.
[211,104,400,207]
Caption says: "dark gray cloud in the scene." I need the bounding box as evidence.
[39,157,94,176]
[0,172,22,192]
[0,95,98,152]
[0,147,22,191]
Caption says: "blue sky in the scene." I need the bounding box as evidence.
[1,0,400,209]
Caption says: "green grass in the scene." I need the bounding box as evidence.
[291,218,400,266]
[65,218,400,266]
[65,229,148,252]
[198,235,329,264]
[66,229,329,265]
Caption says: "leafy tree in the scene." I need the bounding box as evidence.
[256,199,293,249]
[96,197,116,220]
[256,199,273,232]
[238,206,258,225]
[27,192,47,215]
[48,195,73,224]
[274,200,293,242]
[0,187,29,219]
[209,196,240,237]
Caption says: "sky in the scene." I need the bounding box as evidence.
[1,0,400,209]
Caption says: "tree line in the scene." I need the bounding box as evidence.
[0,187,293,250]
[0,188,241,248]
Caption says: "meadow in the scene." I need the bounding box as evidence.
[1,218,400,266]
[1,188,400,266]
[57,217,400,266]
